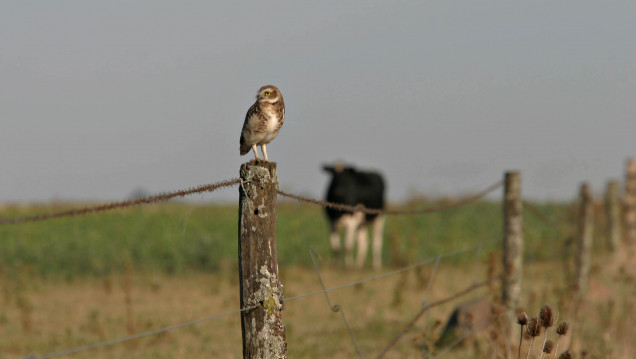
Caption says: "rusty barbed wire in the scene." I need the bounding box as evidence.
[1,178,240,225]
[277,180,503,215]
[2,178,500,224]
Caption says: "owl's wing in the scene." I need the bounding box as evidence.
[276,107,285,131]
[240,102,261,155]
[242,103,260,130]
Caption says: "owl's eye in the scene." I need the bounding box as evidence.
[264,91,271,96]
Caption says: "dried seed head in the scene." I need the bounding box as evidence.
[539,304,555,328]
[517,312,529,326]
[556,321,569,336]
[543,339,554,353]
[527,316,541,337]
[558,349,572,359]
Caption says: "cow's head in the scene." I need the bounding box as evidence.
[323,162,347,175]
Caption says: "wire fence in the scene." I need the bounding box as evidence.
[277,180,503,215]
[1,175,526,358]
[22,240,498,359]
[1,178,240,224]
[1,178,501,225]
[4,158,632,359]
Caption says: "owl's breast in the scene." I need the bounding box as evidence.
[263,106,283,131]
[264,115,279,133]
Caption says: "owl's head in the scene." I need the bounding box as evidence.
[257,85,283,104]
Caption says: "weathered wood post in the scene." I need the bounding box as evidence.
[238,161,287,359]
[624,158,636,244]
[574,183,593,293]
[502,171,522,338]
[605,180,621,252]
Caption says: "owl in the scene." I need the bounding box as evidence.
[239,85,285,161]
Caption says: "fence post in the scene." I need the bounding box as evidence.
[238,161,287,359]
[605,180,621,252]
[502,171,522,333]
[624,158,636,244]
[574,183,593,294]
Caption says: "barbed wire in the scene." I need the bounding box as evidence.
[0,166,582,357]
[22,240,497,359]
[1,178,240,225]
[6,172,503,357]
[1,178,500,225]
[277,180,503,215]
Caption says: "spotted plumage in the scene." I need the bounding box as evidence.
[239,85,285,161]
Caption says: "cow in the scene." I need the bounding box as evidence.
[323,163,386,270]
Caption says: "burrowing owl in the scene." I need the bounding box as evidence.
[239,85,285,161]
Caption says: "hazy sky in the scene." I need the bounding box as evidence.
[2,1,635,203]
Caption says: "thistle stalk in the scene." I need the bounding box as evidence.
[554,321,569,357]
[517,312,528,359]
[539,304,555,357]
[525,316,541,359]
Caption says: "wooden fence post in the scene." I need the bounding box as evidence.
[605,180,621,251]
[238,161,287,359]
[624,158,636,244]
[502,172,522,331]
[574,183,593,294]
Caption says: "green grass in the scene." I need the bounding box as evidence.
[1,198,633,358]
[0,199,578,279]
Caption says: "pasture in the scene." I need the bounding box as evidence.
[1,199,634,358]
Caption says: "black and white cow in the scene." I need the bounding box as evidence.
[323,163,386,270]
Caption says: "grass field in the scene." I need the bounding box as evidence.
[1,199,634,358]
[0,199,574,278]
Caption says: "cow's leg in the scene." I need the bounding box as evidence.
[329,226,341,263]
[355,225,369,269]
[344,212,365,268]
[343,215,358,268]
[371,215,386,270]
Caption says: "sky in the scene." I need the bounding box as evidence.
[2,1,635,204]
